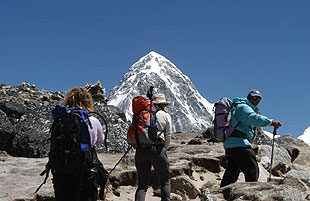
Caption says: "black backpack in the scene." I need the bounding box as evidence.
[35,104,96,193]
[48,104,95,174]
[35,104,109,198]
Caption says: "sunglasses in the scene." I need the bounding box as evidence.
[252,96,261,101]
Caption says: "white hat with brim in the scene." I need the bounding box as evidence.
[153,94,171,105]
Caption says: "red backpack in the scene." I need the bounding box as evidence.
[127,96,158,147]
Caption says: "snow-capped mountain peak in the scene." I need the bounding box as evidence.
[298,126,310,145]
[107,51,213,133]
[127,51,190,86]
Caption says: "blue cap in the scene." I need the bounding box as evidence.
[248,90,262,98]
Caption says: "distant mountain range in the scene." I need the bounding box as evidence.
[107,51,213,133]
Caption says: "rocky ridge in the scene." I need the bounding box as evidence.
[0,81,129,157]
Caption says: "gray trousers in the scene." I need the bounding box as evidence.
[135,145,171,201]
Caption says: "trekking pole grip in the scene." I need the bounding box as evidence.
[147,86,154,100]
[273,127,277,136]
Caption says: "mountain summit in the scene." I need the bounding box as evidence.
[107,51,213,132]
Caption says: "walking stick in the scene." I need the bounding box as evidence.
[268,127,277,182]
[147,86,154,123]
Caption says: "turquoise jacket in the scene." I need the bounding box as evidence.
[223,97,272,149]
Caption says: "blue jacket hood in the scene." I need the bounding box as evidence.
[232,97,259,113]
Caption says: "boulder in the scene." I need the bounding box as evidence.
[253,128,274,146]
[170,176,200,200]
[86,81,108,104]
[257,144,291,172]
[192,157,221,173]
[0,100,29,124]
[222,182,308,201]
[275,134,310,166]
[286,164,310,187]
[283,175,308,192]
[0,110,15,150]
[8,104,53,157]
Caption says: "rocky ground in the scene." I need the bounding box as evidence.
[1,132,310,201]
[2,82,310,201]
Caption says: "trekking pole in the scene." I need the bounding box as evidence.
[268,127,277,182]
[108,145,132,175]
[147,86,154,124]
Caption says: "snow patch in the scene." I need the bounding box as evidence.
[298,126,310,145]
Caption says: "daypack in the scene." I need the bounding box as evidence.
[212,97,241,142]
[35,104,109,198]
[127,96,159,147]
[48,104,95,174]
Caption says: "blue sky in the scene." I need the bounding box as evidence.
[1,1,309,138]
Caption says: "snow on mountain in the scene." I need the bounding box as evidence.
[298,126,310,145]
[263,130,280,139]
[107,51,213,133]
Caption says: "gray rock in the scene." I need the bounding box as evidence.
[253,128,274,146]
[192,157,221,173]
[9,104,53,157]
[171,176,200,199]
[0,100,29,121]
[188,138,202,145]
[170,193,183,201]
[201,188,213,201]
[222,182,308,201]
[86,81,108,104]
[275,134,310,166]
[283,175,308,192]
[93,103,130,153]
[258,144,291,171]
[122,153,135,166]
[276,133,309,148]
[0,110,15,150]
[286,164,310,187]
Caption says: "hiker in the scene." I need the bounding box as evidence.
[135,93,172,201]
[52,87,104,201]
[220,90,282,187]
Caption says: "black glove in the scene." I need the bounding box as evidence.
[147,86,154,99]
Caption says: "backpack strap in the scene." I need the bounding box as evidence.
[133,113,141,147]
[152,109,167,145]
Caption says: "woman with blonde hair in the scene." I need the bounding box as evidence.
[52,87,104,201]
